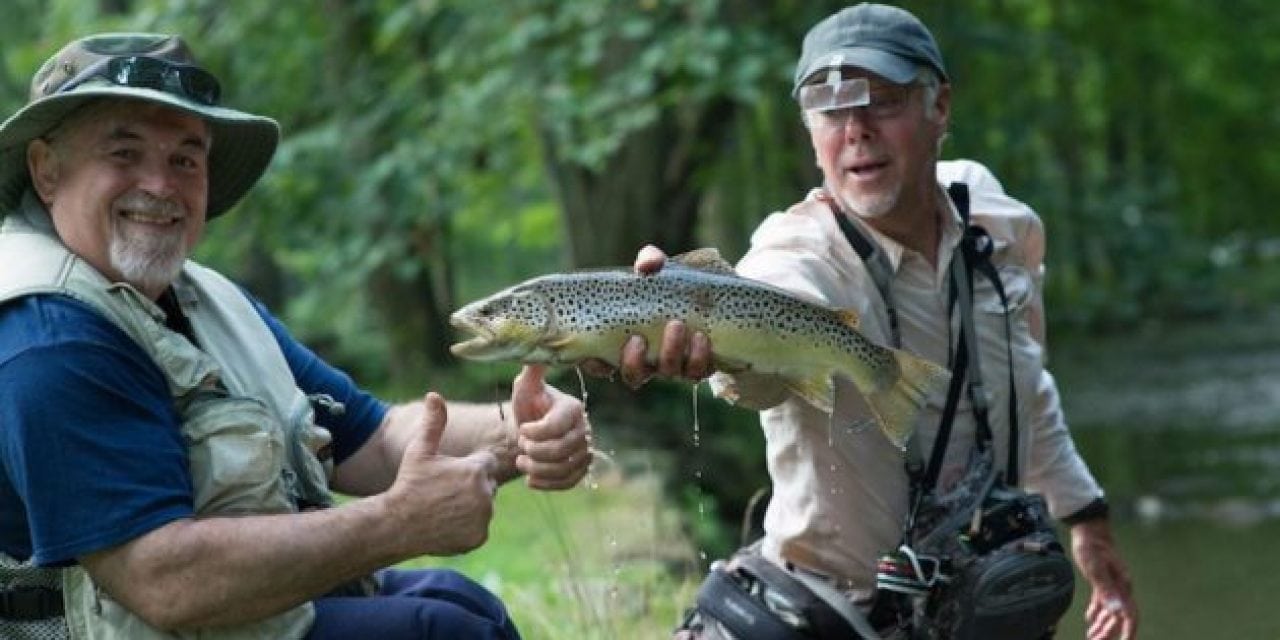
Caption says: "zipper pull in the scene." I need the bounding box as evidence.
[308,393,346,417]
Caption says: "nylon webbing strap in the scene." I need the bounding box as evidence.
[829,201,901,347]
[951,218,993,443]
[0,586,63,621]
[908,182,1021,507]
[787,570,884,640]
[967,230,1021,483]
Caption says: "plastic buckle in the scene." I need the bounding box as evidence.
[0,586,64,621]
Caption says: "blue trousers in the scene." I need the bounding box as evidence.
[306,568,522,639]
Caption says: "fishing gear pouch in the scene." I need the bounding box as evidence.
[903,479,1073,640]
[685,551,858,640]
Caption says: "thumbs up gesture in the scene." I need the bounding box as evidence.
[511,365,592,490]
[389,392,498,556]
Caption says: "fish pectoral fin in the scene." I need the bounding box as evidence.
[542,334,580,359]
[670,248,737,276]
[786,372,835,414]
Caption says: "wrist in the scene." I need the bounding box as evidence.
[493,414,521,484]
[1061,496,1109,526]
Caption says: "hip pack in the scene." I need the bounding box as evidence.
[927,492,1073,639]
[881,450,1073,640]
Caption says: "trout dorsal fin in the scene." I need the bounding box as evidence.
[671,248,737,275]
[836,308,861,330]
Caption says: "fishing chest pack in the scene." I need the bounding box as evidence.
[681,183,1074,640]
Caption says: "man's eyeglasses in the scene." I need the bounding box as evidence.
[799,76,916,131]
[58,55,221,106]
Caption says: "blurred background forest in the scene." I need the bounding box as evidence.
[5,1,1280,637]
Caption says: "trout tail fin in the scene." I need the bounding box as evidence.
[863,351,951,449]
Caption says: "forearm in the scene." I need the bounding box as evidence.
[333,399,518,496]
[438,400,519,479]
[82,496,406,631]
[1021,370,1104,516]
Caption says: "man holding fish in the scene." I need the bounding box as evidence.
[625,4,1137,639]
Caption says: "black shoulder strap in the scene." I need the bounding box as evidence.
[964,222,1022,484]
[911,183,1023,515]
[916,183,989,500]
[829,200,901,347]
[948,182,970,226]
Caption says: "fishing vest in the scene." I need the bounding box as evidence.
[0,193,334,640]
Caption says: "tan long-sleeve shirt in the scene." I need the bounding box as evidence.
[725,159,1103,593]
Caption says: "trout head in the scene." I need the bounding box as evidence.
[449,284,558,363]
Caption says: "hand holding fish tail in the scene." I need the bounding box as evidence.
[511,365,592,490]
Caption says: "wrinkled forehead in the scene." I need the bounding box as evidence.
[52,97,211,144]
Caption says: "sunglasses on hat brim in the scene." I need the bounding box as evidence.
[58,55,221,106]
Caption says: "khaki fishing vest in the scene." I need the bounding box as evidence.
[0,194,334,640]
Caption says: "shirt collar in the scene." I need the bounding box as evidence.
[812,185,966,274]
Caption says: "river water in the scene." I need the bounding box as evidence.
[1050,313,1280,638]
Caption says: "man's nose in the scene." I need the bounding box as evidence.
[842,108,875,140]
[134,161,179,197]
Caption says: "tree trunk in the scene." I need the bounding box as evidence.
[544,97,739,268]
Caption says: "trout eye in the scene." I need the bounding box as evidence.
[478,299,511,318]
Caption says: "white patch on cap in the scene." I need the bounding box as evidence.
[825,54,844,86]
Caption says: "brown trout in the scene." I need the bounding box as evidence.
[449,249,950,447]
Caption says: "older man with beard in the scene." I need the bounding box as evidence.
[0,34,591,639]
[615,4,1138,640]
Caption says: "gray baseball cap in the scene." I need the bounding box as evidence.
[792,3,949,97]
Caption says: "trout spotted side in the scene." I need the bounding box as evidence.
[449,249,950,447]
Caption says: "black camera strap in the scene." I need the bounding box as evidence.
[925,182,1020,503]
[831,201,902,348]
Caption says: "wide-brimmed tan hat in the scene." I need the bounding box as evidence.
[0,33,279,219]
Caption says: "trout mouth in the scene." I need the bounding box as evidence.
[448,309,540,362]
[447,287,554,363]
[449,335,492,357]
[449,312,498,357]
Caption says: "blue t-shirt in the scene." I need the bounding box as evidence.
[0,292,387,566]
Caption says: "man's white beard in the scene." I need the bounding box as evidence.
[108,193,189,293]
[836,182,901,220]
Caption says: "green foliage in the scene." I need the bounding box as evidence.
[921,0,1280,329]
[402,464,702,639]
[6,0,1280,558]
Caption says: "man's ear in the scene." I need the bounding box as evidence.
[931,83,952,132]
[27,139,59,206]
